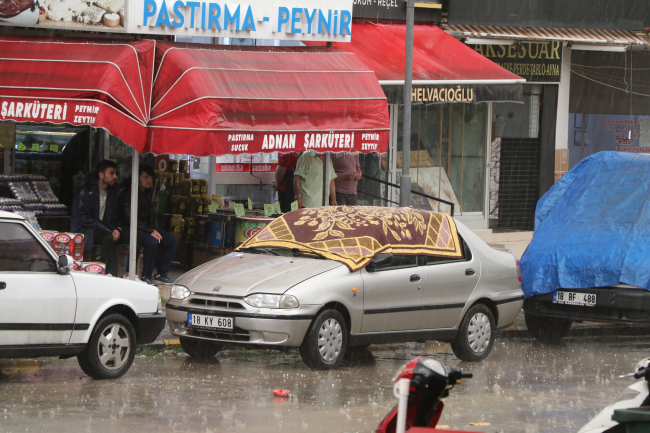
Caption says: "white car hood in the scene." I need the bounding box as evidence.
[177,252,343,296]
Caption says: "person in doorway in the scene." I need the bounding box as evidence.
[71,159,122,277]
[120,164,178,286]
[293,150,338,208]
[332,153,362,206]
[274,152,300,213]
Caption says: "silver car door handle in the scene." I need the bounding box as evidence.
[465,268,476,276]
[0,282,5,290]
[410,274,421,282]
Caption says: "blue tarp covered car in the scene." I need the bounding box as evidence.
[521,152,650,341]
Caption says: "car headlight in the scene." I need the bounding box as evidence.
[171,284,191,300]
[244,294,300,309]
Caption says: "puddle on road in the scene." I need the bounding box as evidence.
[0,337,648,433]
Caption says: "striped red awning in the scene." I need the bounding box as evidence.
[0,36,153,151]
[441,24,648,46]
[146,42,390,156]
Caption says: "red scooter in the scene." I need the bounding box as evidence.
[376,356,477,433]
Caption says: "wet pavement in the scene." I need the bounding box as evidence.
[1,337,649,433]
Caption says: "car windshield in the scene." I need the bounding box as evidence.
[240,247,326,260]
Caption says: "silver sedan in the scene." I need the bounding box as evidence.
[165,219,523,369]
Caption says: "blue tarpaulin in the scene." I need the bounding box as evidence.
[521,151,650,298]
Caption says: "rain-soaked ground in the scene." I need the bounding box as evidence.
[1,337,649,433]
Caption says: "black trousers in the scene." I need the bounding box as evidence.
[94,229,118,277]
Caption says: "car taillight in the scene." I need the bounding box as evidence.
[516,260,522,282]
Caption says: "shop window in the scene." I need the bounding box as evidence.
[0,222,57,273]
[396,103,487,214]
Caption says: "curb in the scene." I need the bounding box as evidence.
[498,324,650,339]
[143,339,181,349]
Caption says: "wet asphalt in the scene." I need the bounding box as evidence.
[1,337,649,433]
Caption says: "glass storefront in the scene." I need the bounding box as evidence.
[398,102,488,215]
[355,101,490,220]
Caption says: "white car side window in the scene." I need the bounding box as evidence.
[372,255,418,272]
[0,222,57,273]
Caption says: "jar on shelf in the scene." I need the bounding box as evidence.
[178,196,189,218]
[199,179,207,194]
[180,179,192,197]
[185,217,196,241]
[170,159,179,173]
[170,214,185,241]
[179,159,190,175]
[212,194,225,209]
[191,179,200,195]
[169,195,181,214]
[201,195,212,213]
[196,219,209,243]
[189,195,202,215]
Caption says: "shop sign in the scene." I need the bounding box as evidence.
[468,42,563,83]
[216,163,276,173]
[567,114,650,170]
[352,0,441,22]
[381,83,523,105]
[0,99,101,125]
[411,86,475,103]
[217,131,386,154]
[0,0,127,32]
[128,0,353,42]
[156,154,170,172]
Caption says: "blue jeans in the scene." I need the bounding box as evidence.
[137,229,178,279]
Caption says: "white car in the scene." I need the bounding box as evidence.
[0,211,166,379]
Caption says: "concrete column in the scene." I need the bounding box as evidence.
[554,45,572,181]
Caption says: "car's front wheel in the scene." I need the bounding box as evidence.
[300,309,348,370]
[179,337,222,360]
[77,314,137,380]
[451,304,496,362]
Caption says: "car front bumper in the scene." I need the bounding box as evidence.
[136,313,167,344]
[524,287,650,325]
[165,302,317,347]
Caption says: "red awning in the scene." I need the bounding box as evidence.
[0,36,153,151]
[146,43,390,156]
[305,22,525,104]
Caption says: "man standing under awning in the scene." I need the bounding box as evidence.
[332,153,362,206]
[293,151,338,208]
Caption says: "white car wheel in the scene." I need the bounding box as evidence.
[451,304,496,362]
[318,318,343,362]
[97,323,131,371]
[77,314,137,379]
[300,309,348,370]
[467,312,492,354]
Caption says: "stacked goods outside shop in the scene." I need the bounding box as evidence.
[0,173,105,273]
[153,158,276,269]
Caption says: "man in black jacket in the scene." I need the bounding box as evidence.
[71,160,122,276]
[121,164,178,286]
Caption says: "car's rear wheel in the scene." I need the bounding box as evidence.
[300,309,348,370]
[451,304,495,362]
[179,337,222,360]
[525,312,571,343]
[77,314,136,380]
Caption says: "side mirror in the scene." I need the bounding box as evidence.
[58,254,73,275]
[368,253,393,270]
